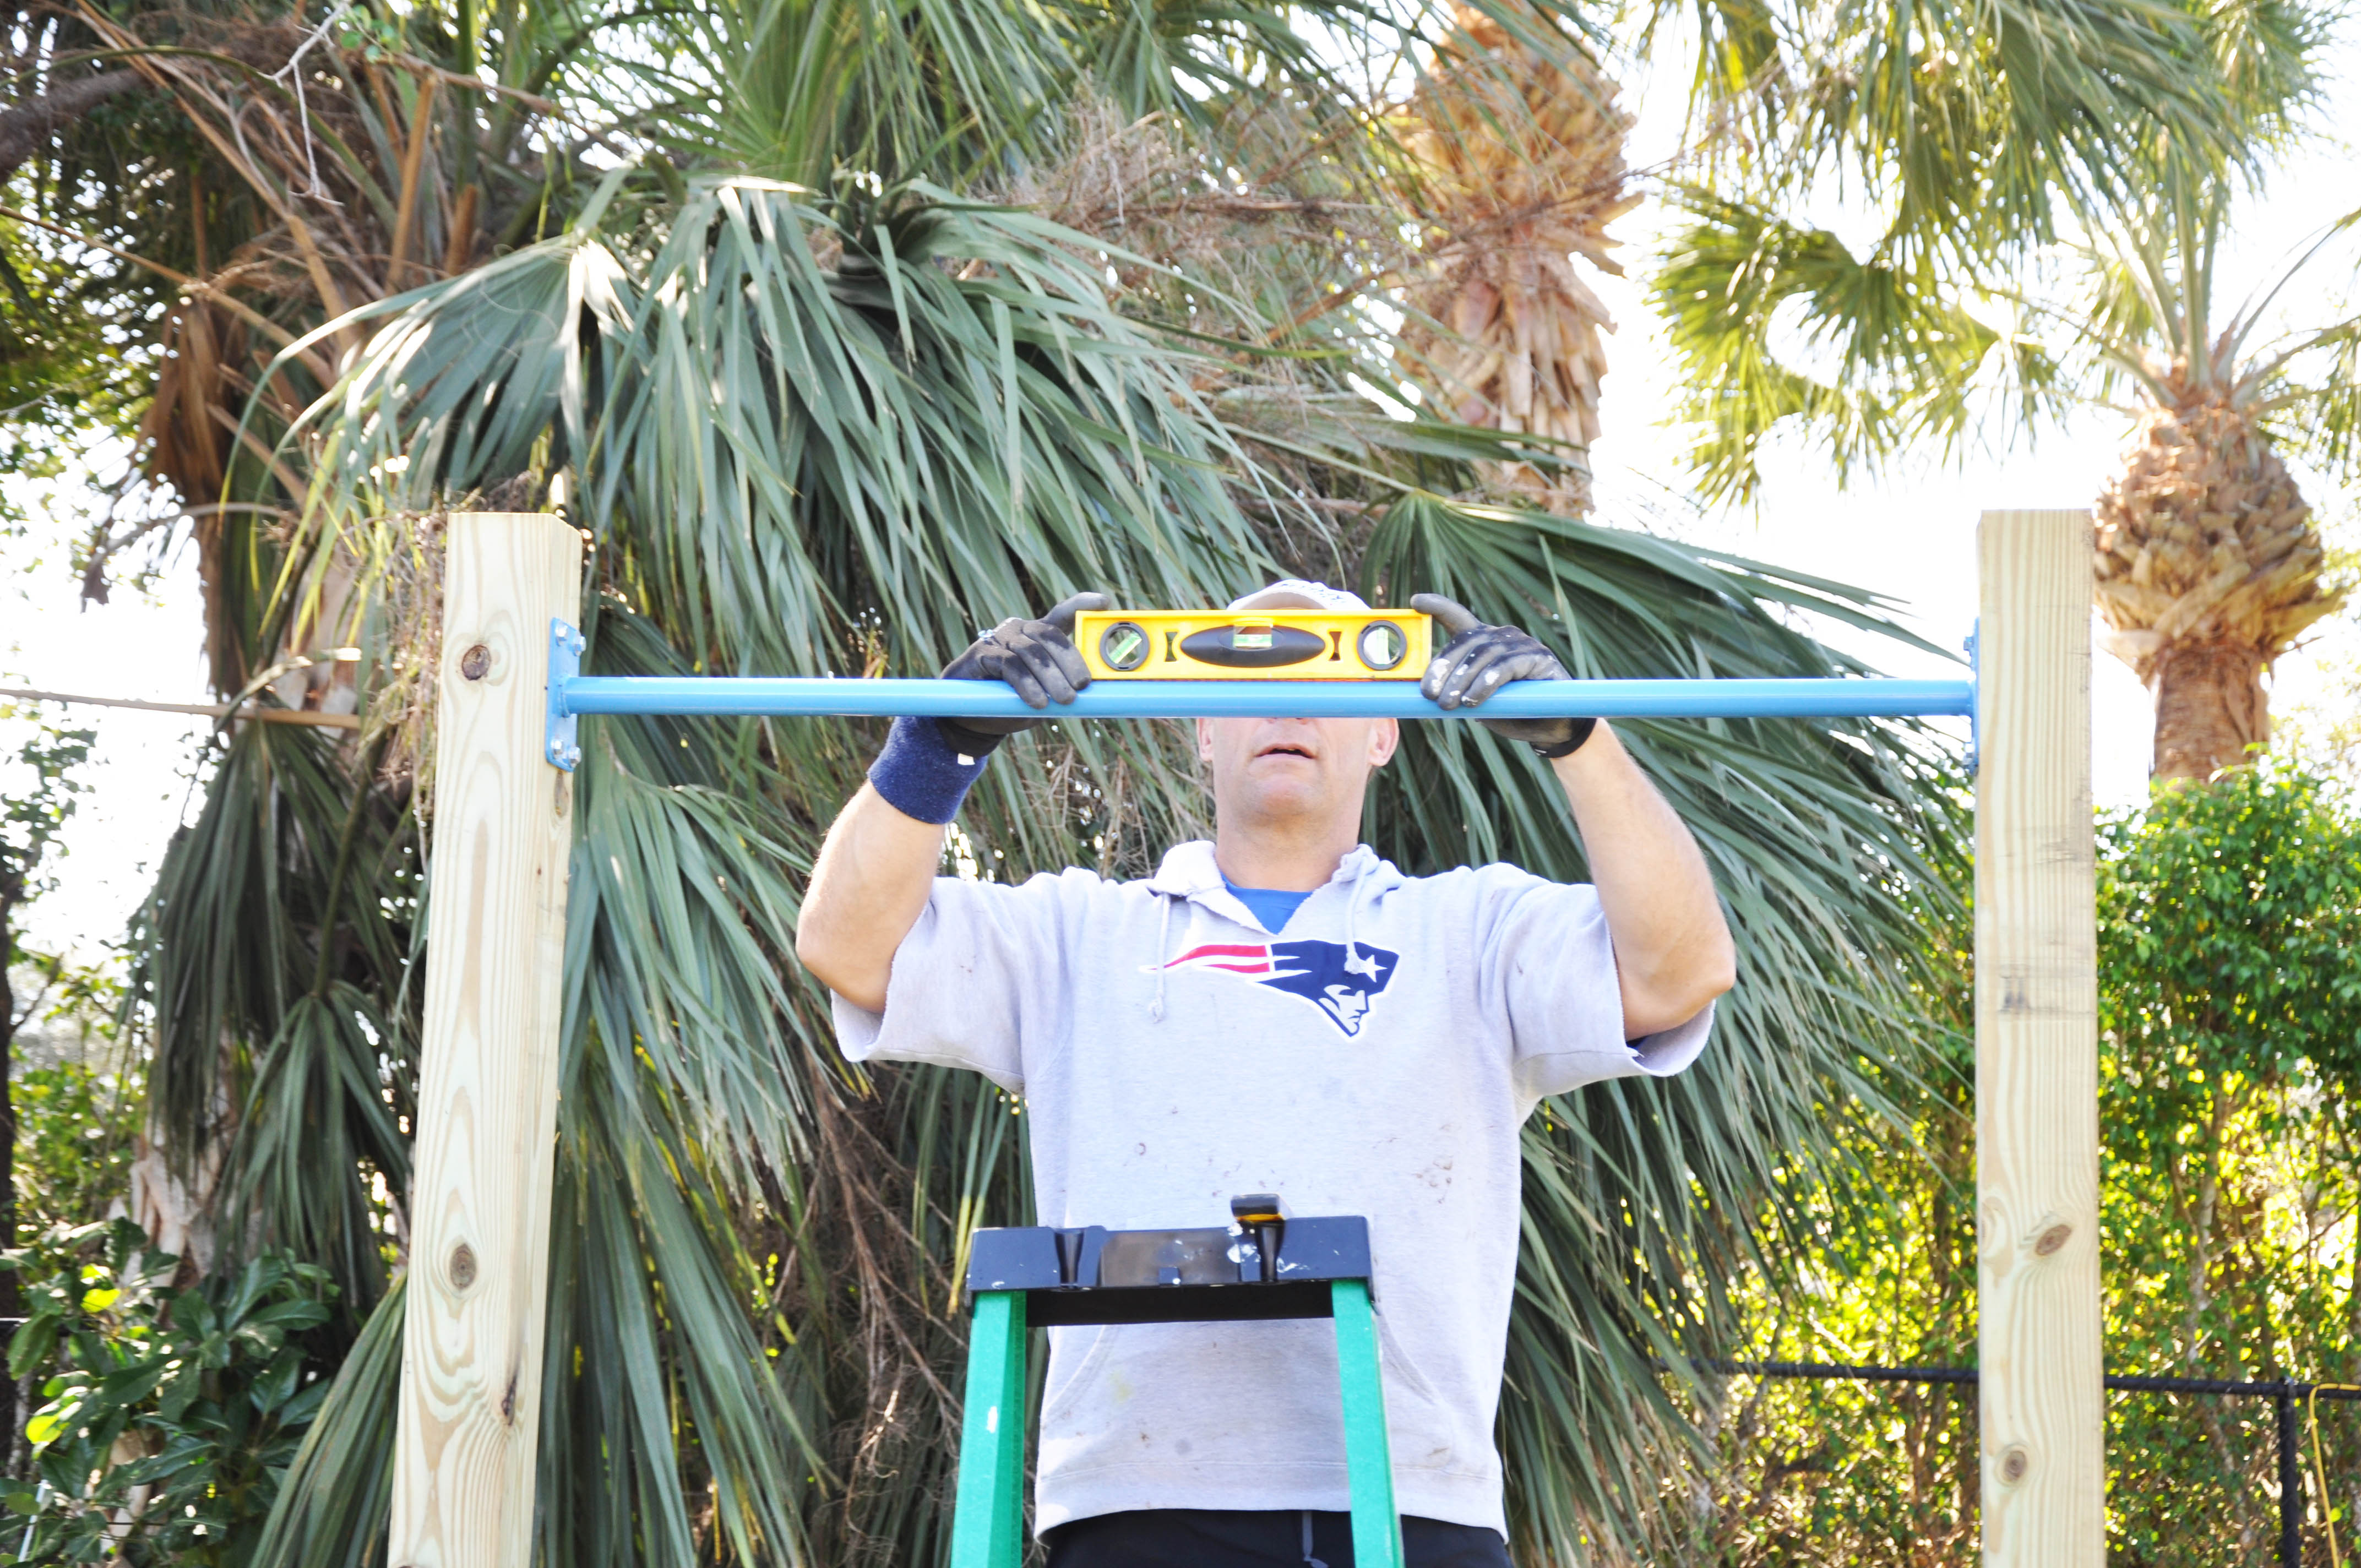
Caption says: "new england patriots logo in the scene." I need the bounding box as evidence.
[1163,940,1401,1036]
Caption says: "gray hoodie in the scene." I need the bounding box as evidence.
[829,839,1712,1539]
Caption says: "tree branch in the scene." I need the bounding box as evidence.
[0,70,144,184]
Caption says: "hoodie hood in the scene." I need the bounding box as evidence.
[1145,840,1402,914]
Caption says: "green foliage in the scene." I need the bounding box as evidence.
[2100,764,2361,1558]
[1648,815,1978,1562]
[1667,765,2361,1563]
[2,702,105,1319]
[129,722,415,1322]
[2098,761,2361,1094]
[1664,0,2299,267]
[13,1060,144,1251]
[2,1223,335,1566]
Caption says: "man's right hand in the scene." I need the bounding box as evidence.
[941,591,1108,739]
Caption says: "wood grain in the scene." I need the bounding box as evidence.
[389,513,581,1568]
[1977,510,2103,1566]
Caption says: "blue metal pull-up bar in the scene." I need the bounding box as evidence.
[542,622,1974,769]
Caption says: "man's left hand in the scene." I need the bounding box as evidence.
[1411,594,1593,758]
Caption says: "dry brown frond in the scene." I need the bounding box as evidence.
[1399,5,1636,515]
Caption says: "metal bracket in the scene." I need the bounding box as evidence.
[1963,620,1980,777]
[547,618,584,771]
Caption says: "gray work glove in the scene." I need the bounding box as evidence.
[939,591,1109,746]
[1411,593,1595,758]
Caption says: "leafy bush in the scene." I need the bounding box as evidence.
[2098,763,2361,1560]
[1672,764,2361,1565]
[14,1058,143,1235]
[2,1222,335,1565]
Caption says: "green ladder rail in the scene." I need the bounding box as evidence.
[949,1204,1402,1568]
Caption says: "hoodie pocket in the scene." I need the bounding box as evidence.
[1036,1324,1119,1429]
[1374,1308,1445,1411]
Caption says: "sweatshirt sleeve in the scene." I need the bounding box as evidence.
[1476,869,1715,1102]
[826,869,1091,1093]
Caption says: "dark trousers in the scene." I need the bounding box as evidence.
[1043,1509,1514,1567]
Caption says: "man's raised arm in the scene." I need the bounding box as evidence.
[1546,725,1734,1036]
[797,786,950,1012]
[795,593,1105,1012]
[1412,594,1736,1039]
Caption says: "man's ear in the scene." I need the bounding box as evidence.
[1196,716,1215,765]
[1367,717,1400,769]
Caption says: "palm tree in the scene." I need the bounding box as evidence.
[1397,6,1638,516]
[2086,173,2349,779]
[0,0,677,1316]
[1649,0,2341,780]
[6,0,649,668]
[1384,0,2265,522]
[0,0,2263,1563]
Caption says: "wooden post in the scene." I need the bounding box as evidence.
[1976,510,2102,1565]
[389,513,581,1568]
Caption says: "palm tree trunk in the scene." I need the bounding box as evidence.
[2148,638,2267,782]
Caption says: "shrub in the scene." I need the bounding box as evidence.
[2,1222,335,1565]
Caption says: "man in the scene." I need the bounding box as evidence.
[797,580,1734,1568]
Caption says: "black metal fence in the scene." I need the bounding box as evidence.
[1704,1359,2361,1568]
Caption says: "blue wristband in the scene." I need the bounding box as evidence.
[868,716,994,824]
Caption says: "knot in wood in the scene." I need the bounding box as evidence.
[449,1242,478,1291]
[1999,1445,2030,1484]
[460,643,491,680]
[2034,1223,2072,1257]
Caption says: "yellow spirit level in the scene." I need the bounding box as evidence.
[1074,610,1433,681]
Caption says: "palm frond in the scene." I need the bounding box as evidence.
[1647,0,2338,493]
[128,722,418,1315]
[251,1274,405,1568]
[1651,192,2046,504]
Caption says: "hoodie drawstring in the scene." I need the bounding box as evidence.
[1341,864,1371,967]
[1148,891,1174,1022]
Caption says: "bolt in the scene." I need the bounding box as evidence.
[460,643,491,680]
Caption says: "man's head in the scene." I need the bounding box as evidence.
[1195,581,1399,846]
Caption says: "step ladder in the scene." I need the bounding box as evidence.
[949,1195,1402,1568]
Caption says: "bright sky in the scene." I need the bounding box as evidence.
[6,19,2359,962]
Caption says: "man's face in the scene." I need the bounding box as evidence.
[1195,716,1399,836]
